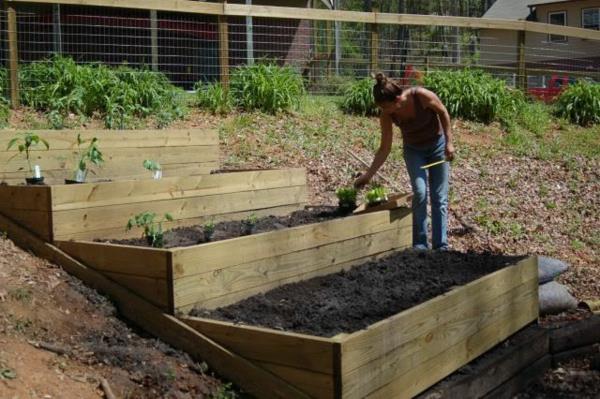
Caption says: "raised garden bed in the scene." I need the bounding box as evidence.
[0,168,308,242]
[56,207,412,313]
[181,255,538,398]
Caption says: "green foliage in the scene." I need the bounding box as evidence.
[143,159,162,172]
[555,80,600,126]
[340,78,378,117]
[18,56,185,128]
[366,186,388,206]
[241,213,259,235]
[126,212,174,248]
[229,63,305,114]
[7,132,49,173]
[203,220,216,241]
[335,187,358,205]
[196,81,232,115]
[424,69,524,124]
[73,134,103,182]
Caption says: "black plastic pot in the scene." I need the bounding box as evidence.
[64,179,84,185]
[338,201,357,215]
[25,177,45,185]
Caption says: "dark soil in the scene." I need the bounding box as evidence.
[190,250,525,337]
[109,206,343,248]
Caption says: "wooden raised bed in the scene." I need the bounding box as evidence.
[0,129,219,184]
[180,256,538,399]
[55,207,412,313]
[0,168,308,242]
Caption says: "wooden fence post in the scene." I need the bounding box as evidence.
[517,30,527,91]
[150,10,159,72]
[6,4,19,108]
[219,14,229,87]
[370,7,379,74]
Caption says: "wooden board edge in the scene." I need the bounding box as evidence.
[0,212,311,399]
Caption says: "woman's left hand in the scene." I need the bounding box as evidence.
[445,142,455,161]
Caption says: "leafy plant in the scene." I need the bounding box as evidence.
[126,212,174,248]
[143,159,162,179]
[241,213,259,235]
[203,220,216,241]
[555,80,600,126]
[229,62,305,114]
[196,81,232,115]
[340,78,378,116]
[72,134,103,182]
[365,186,388,206]
[335,187,358,213]
[7,132,49,175]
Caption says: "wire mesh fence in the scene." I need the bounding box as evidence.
[1,4,599,101]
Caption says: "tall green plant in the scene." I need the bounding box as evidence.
[7,132,49,175]
[340,78,378,116]
[195,81,232,115]
[555,80,600,126]
[72,134,103,182]
[229,63,305,114]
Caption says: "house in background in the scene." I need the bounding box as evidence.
[479,0,600,84]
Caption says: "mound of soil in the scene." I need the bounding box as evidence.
[110,206,343,248]
[191,250,526,337]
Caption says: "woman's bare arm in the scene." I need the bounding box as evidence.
[354,113,393,187]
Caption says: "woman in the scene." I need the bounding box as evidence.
[354,73,454,251]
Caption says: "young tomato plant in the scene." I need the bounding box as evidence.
[7,132,49,183]
[71,134,104,183]
[203,220,216,241]
[335,187,358,214]
[143,159,162,179]
[365,186,388,207]
[241,213,258,236]
[126,212,174,248]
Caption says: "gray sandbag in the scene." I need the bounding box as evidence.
[538,256,569,284]
[539,281,578,315]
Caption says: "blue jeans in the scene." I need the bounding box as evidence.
[403,135,449,250]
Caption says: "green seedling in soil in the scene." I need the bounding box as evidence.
[126,212,174,248]
[335,187,358,214]
[241,214,258,236]
[9,287,32,303]
[7,132,49,180]
[143,159,162,179]
[365,186,388,206]
[203,220,216,242]
[71,134,104,183]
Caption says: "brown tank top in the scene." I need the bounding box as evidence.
[392,88,442,147]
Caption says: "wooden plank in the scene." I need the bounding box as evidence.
[365,280,539,399]
[8,0,600,40]
[341,257,538,371]
[370,7,379,73]
[56,240,169,279]
[552,343,600,367]
[173,224,410,310]
[483,355,551,399]
[549,314,600,353]
[182,316,337,374]
[0,209,52,241]
[103,271,169,310]
[182,247,407,313]
[0,211,311,399]
[172,208,411,278]
[0,129,218,149]
[50,169,306,209]
[53,204,304,241]
[0,185,51,211]
[6,4,19,108]
[417,325,548,399]
[51,185,308,236]
[342,278,538,399]
[517,30,527,91]
[259,361,336,399]
[219,14,229,88]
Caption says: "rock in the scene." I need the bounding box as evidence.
[538,256,569,284]
[539,281,578,315]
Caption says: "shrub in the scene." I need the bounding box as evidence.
[555,80,600,126]
[18,56,186,128]
[424,69,524,124]
[340,78,378,117]
[229,63,305,114]
[195,81,232,115]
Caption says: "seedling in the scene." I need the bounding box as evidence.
[68,134,104,183]
[335,187,358,214]
[203,220,216,241]
[241,213,258,236]
[366,186,388,206]
[143,159,162,180]
[7,132,49,184]
[126,211,174,248]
